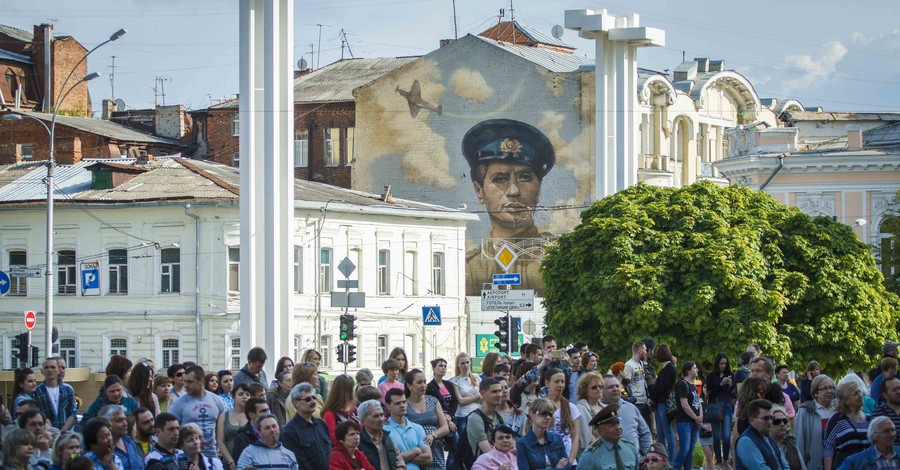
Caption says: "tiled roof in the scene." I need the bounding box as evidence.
[18,112,187,147]
[0,25,33,43]
[472,35,592,73]
[209,98,239,110]
[294,57,418,103]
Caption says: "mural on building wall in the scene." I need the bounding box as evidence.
[353,37,595,296]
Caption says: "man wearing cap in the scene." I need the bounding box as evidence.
[599,375,652,454]
[462,119,556,296]
[579,404,640,469]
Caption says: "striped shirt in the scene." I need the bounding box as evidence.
[823,413,871,458]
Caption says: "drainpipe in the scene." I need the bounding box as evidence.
[759,154,785,191]
[184,204,201,363]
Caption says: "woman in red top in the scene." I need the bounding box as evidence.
[329,420,375,470]
[323,374,360,447]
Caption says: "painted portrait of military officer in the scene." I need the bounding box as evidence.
[463,119,556,296]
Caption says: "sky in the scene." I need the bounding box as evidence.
[6,0,900,113]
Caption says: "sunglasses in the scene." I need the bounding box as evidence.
[643,456,664,463]
[174,372,184,377]
[297,396,316,403]
[589,385,602,390]
[534,410,554,417]
[302,362,314,367]
[772,418,789,426]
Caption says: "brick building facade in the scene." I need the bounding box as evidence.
[295,101,354,187]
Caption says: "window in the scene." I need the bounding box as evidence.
[229,337,241,370]
[319,248,332,293]
[377,249,390,295]
[320,335,333,369]
[161,248,181,293]
[432,252,445,296]
[324,128,340,166]
[404,250,418,296]
[161,338,180,368]
[293,335,302,362]
[345,127,355,166]
[8,250,26,296]
[228,247,240,292]
[57,250,76,295]
[108,249,128,295]
[21,144,33,161]
[295,129,309,168]
[376,335,388,366]
[293,246,303,293]
[109,338,128,357]
[59,338,76,368]
[232,112,239,136]
[231,152,240,168]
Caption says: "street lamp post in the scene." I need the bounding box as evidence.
[2,28,124,363]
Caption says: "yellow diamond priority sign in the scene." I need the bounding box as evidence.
[494,243,518,271]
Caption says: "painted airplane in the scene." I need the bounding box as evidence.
[395,79,443,118]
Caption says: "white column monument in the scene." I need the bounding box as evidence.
[239,0,294,373]
[565,9,664,199]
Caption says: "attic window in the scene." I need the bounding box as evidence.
[92,171,113,190]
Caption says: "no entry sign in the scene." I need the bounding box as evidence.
[24,311,35,330]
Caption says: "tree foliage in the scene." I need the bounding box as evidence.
[541,181,899,374]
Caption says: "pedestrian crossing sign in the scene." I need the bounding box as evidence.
[422,306,442,326]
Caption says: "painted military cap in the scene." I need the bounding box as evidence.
[645,442,668,460]
[589,403,622,426]
[462,119,555,178]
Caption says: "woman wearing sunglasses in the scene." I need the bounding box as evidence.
[516,398,571,469]
[640,443,669,470]
[768,405,804,470]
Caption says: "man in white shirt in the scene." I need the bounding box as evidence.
[624,341,651,428]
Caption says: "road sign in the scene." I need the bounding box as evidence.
[0,271,9,296]
[337,279,359,289]
[80,262,100,296]
[480,289,535,311]
[475,333,525,357]
[331,292,366,308]
[494,244,518,271]
[422,306,441,326]
[492,273,521,285]
[24,311,35,330]
[8,267,40,278]
[338,257,356,278]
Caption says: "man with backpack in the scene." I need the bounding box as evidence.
[453,378,505,469]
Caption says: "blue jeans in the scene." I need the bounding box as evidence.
[674,421,699,470]
[711,401,733,463]
[655,403,676,457]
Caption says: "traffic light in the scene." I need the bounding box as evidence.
[494,315,510,353]
[15,333,29,365]
[339,314,357,341]
[336,343,346,364]
[30,346,39,367]
[347,343,357,363]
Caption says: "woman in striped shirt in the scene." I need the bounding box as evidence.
[822,380,870,470]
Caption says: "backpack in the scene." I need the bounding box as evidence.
[450,409,498,470]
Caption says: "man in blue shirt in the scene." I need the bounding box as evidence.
[735,399,789,470]
[33,358,77,432]
[383,388,431,470]
[101,404,145,470]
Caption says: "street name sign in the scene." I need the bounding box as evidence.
[8,267,41,278]
[480,289,535,311]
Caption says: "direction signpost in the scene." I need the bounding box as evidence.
[9,268,41,278]
[480,289,535,311]
[0,272,9,296]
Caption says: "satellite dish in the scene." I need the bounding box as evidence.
[114,98,126,110]
[551,24,564,39]
[298,58,308,70]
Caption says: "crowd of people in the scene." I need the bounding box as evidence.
[0,336,898,470]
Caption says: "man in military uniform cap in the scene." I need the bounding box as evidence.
[579,403,640,470]
[462,119,556,296]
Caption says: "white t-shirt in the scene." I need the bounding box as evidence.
[624,359,647,404]
[45,385,60,415]
[448,375,480,417]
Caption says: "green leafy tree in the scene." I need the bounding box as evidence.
[542,181,899,374]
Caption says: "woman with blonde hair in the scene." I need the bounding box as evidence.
[823,380,870,470]
[447,352,481,450]
[575,371,604,452]
[543,367,580,465]
[285,361,323,420]
[516,398,569,469]
[179,423,224,470]
[795,374,836,470]
[302,349,330,400]
[2,429,34,470]
[51,432,84,470]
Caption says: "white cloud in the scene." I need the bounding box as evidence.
[780,41,848,94]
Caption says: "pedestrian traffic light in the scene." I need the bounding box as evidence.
[339,314,357,341]
[336,344,346,364]
[15,332,29,364]
[30,346,39,367]
[494,315,509,353]
[347,344,357,364]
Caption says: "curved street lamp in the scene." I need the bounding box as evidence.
[2,27,124,363]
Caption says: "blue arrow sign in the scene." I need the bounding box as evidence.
[0,271,9,296]
[422,306,442,326]
[492,273,521,285]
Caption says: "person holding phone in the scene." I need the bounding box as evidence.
[519,336,573,393]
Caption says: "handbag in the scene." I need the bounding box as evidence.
[705,401,725,422]
[665,388,678,418]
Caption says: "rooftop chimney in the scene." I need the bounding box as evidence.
[847,125,863,150]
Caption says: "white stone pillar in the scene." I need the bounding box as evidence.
[565,9,664,200]
[239,0,294,375]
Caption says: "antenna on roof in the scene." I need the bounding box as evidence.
[109,55,117,100]
[339,29,355,60]
[509,0,516,43]
[451,0,458,39]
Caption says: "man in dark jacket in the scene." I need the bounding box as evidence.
[232,398,270,463]
[280,383,331,470]
[358,399,406,470]
[233,347,268,387]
